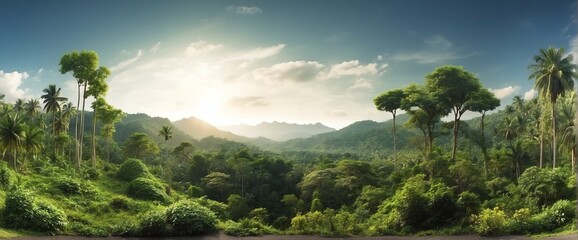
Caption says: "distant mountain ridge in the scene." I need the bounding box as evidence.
[172,116,251,142]
[220,121,336,141]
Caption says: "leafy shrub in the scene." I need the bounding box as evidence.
[473,207,509,236]
[117,159,151,182]
[186,185,205,197]
[84,167,100,180]
[194,197,229,220]
[223,218,275,236]
[54,176,96,196]
[248,208,269,223]
[0,161,15,190]
[137,210,169,236]
[32,202,67,234]
[530,199,575,232]
[110,195,135,211]
[510,208,532,234]
[272,216,291,230]
[2,189,67,234]
[456,191,481,221]
[165,200,217,235]
[126,177,169,202]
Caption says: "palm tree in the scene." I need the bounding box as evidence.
[21,124,43,170]
[13,99,24,113]
[158,125,173,160]
[40,85,68,155]
[0,114,25,169]
[528,47,577,168]
[558,92,576,172]
[24,99,41,120]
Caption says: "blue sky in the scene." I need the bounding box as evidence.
[0,0,577,129]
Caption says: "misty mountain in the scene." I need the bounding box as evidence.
[172,116,256,143]
[220,121,336,141]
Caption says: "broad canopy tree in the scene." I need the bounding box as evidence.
[426,65,482,160]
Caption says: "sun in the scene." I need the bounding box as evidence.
[195,92,225,127]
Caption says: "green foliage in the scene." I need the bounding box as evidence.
[116,158,151,182]
[228,194,249,220]
[0,161,15,190]
[54,176,96,196]
[165,200,217,236]
[223,218,275,236]
[126,177,169,202]
[473,207,509,236]
[194,197,229,220]
[248,207,269,223]
[516,166,573,207]
[136,209,168,236]
[2,189,67,234]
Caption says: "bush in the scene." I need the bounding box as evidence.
[137,210,168,236]
[117,159,151,182]
[2,189,67,234]
[126,177,169,202]
[54,176,96,196]
[194,197,229,220]
[0,161,15,190]
[223,218,274,236]
[109,196,135,211]
[165,201,217,235]
[473,207,509,236]
[530,199,575,232]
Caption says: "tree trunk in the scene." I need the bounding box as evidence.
[392,112,397,169]
[106,138,110,163]
[80,83,87,168]
[92,107,97,168]
[76,83,81,170]
[480,112,489,176]
[539,128,544,168]
[552,102,557,168]
[452,112,459,160]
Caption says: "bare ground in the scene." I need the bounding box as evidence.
[10,231,578,240]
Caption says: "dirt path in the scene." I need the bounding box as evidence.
[11,232,578,240]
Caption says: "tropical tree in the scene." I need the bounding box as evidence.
[0,114,25,169]
[24,99,41,120]
[558,92,576,171]
[466,88,500,174]
[59,50,106,168]
[426,65,482,159]
[86,68,110,167]
[528,47,577,168]
[158,125,173,160]
[13,99,24,113]
[40,85,67,139]
[401,83,449,153]
[21,124,43,170]
[99,103,124,163]
[123,132,159,161]
[373,89,405,166]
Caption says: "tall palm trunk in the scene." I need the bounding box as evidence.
[552,101,557,168]
[75,83,81,170]
[92,108,97,168]
[79,83,87,168]
[392,112,397,169]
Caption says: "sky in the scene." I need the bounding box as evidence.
[0,0,577,129]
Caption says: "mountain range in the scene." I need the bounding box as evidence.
[220,121,336,141]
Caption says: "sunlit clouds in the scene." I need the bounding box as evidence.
[106,40,386,128]
[0,71,30,101]
[490,86,520,99]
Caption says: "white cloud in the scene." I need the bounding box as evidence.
[226,5,262,15]
[225,44,285,62]
[185,40,224,56]
[392,34,478,64]
[111,50,143,72]
[253,61,325,82]
[228,96,270,108]
[38,68,43,74]
[149,42,161,53]
[490,86,519,99]
[0,71,29,101]
[377,55,383,61]
[523,88,538,100]
[326,60,380,79]
[348,79,372,90]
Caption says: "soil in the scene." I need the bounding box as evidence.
[11,231,578,240]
